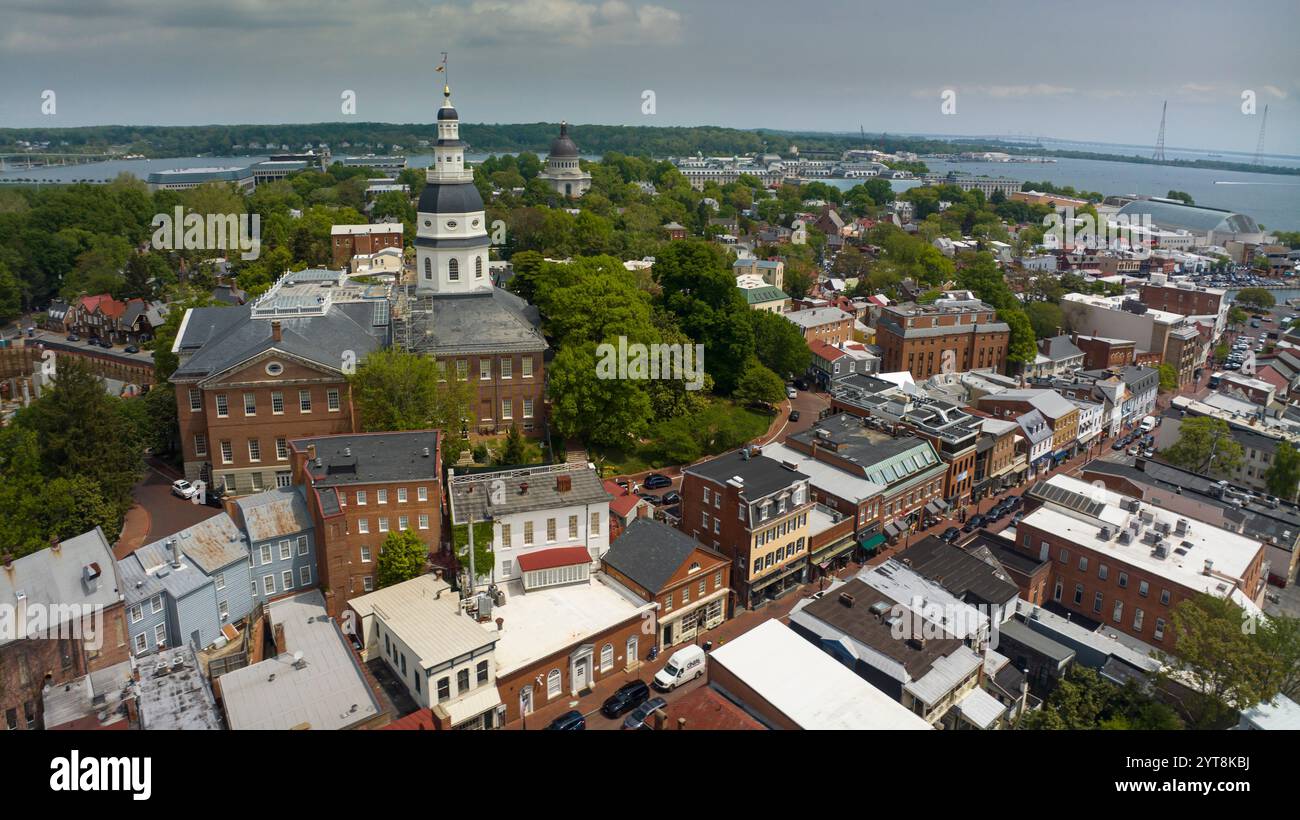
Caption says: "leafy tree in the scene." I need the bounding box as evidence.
[1264,440,1300,501]
[1258,613,1300,701]
[1018,666,1181,730]
[548,343,652,447]
[450,523,495,586]
[1235,288,1275,311]
[376,529,429,589]
[750,309,811,378]
[1157,363,1178,393]
[152,288,225,381]
[495,424,528,466]
[1159,594,1281,728]
[1024,301,1065,340]
[1165,190,1194,205]
[1002,308,1038,365]
[733,359,786,406]
[349,348,473,461]
[1162,416,1243,477]
[0,261,22,322]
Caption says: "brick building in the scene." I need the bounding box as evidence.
[602,518,731,649]
[331,223,404,268]
[1012,475,1267,649]
[976,389,1082,460]
[1,529,130,730]
[290,430,442,618]
[876,292,1010,379]
[1073,334,1136,371]
[680,446,814,608]
[786,306,854,347]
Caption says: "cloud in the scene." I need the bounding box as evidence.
[425,0,683,47]
[1261,84,1288,100]
[909,84,1074,99]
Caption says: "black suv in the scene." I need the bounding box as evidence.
[601,680,651,718]
[545,710,586,730]
[643,473,672,490]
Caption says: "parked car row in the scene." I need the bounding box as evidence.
[545,646,707,730]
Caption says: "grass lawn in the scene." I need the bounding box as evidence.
[591,399,773,477]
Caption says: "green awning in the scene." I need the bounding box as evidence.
[859,533,886,552]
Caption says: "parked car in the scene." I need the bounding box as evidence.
[1011,511,1025,525]
[97,339,113,349]
[644,473,672,490]
[787,387,797,399]
[653,645,707,692]
[1142,448,1156,458]
[615,478,630,489]
[1111,440,1126,450]
[65,333,79,342]
[987,506,1008,521]
[86,336,100,345]
[1004,495,1023,511]
[661,490,682,506]
[601,680,651,718]
[793,378,810,391]
[962,514,986,533]
[171,479,197,500]
[638,492,663,505]
[124,344,140,354]
[789,409,801,422]
[622,696,668,730]
[940,526,961,543]
[1127,445,1140,456]
[545,710,586,731]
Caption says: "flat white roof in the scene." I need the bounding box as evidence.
[330,222,403,236]
[348,574,496,669]
[762,442,884,503]
[490,574,654,676]
[709,620,932,730]
[1023,475,1264,610]
[220,591,381,730]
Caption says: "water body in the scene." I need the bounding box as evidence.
[3,149,1296,229]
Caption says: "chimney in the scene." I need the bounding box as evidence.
[677,717,687,730]
[307,443,317,462]
[519,482,529,495]
[50,535,60,553]
[556,474,572,493]
[2,553,12,571]
[1203,559,1214,576]
[271,320,282,342]
[495,617,504,631]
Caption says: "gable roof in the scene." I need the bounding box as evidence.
[602,519,718,594]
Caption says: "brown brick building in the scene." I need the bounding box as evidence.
[876,292,1010,379]
[602,519,731,649]
[1073,334,1136,370]
[1,529,131,730]
[290,430,442,618]
[786,306,855,347]
[331,223,404,268]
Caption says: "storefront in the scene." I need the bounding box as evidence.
[660,589,728,647]
[811,535,858,579]
[748,560,806,605]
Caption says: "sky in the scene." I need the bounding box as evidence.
[1,0,1297,155]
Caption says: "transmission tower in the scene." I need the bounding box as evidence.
[1253,104,1269,165]
[1152,100,1167,161]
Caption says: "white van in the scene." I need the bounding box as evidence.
[1140,416,1157,433]
[653,645,707,691]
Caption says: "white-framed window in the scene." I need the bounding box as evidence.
[522,357,533,378]
[377,489,388,504]
[379,517,389,532]
[299,565,311,586]
[501,358,513,379]
[456,359,468,380]
[501,523,512,548]
[398,515,409,531]
[188,388,202,412]
[129,605,142,623]
[263,575,276,595]
[502,559,514,577]
[248,439,261,462]
[215,572,226,591]
[363,576,375,592]
[358,519,369,534]
[215,394,229,417]
[502,399,512,420]
[276,437,288,460]
[546,517,556,542]
[327,389,340,411]
[357,490,367,505]
[524,521,534,545]
[134,633,147,653]
[243,393,256,416]
[480,359,491,380]
[590,512,600,535]
[250,472,263,491]
[150,594,163,614]
[419,514,429,530]
[523,398,533,419]
[194,434,207,457]
[417,486,428,502]
[297,535,308,556]
[397,487,408,503]
[219,600,229,620]
[260,544,272,564]
[568,515,579,540]
[299,389,312,412]
[154,623,166,646]
[600,644,614,673]
[281,570,294,590]
[361,546,372,563]
[279,540,291,560]
[272,392,284,414]
[1154,618,1166,641]
[547,669,562,699]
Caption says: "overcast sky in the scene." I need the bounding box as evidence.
[1,0,1297,154]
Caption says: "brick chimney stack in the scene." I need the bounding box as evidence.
[271,320,282,342]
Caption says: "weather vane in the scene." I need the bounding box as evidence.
[437,52,449,97]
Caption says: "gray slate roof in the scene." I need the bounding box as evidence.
[395,287,546,356]
[686,449,809,500]
[449,463,610,524]
[602,519,713,594]
[0,528,121,648]
[295,431,441,487]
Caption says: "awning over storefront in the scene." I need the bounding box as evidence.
[883,520,903,538]
[750,559,804,593]
[923,498,950,516]
[445,686,504,727]
[859,533,886,553]
[811,536,857,564]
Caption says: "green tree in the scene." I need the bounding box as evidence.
[1002,309,1038,365]
[1235,288,1275,311]
[495,424,528,466]
[750,309,812,378]
[549,343,652,447]
[1165,190,1194,205]
[1162,416,1244,477]
[1264,440,1300,500]
[1024,301,1065,340]
[376,529,429,589]
[1157,363,1178,393]
[1159,594,1280,728]
[450,522,495,586]
[349,348,474,461]
[733,359,786,406]
[1018,666,1181,730]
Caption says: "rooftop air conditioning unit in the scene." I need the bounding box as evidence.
[1098,526,1113,540]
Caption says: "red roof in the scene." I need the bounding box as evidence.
[516,546,592,572]
[603,480,643,517]
[1255,365,1287,392]
[383,710,437,730]
[807,339,846,361]
[665,686,764,730]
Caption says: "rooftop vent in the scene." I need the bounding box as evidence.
[838,592,855,608]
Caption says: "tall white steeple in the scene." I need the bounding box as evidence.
[415,55,490,296]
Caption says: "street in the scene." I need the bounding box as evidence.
[115,462,221,557]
